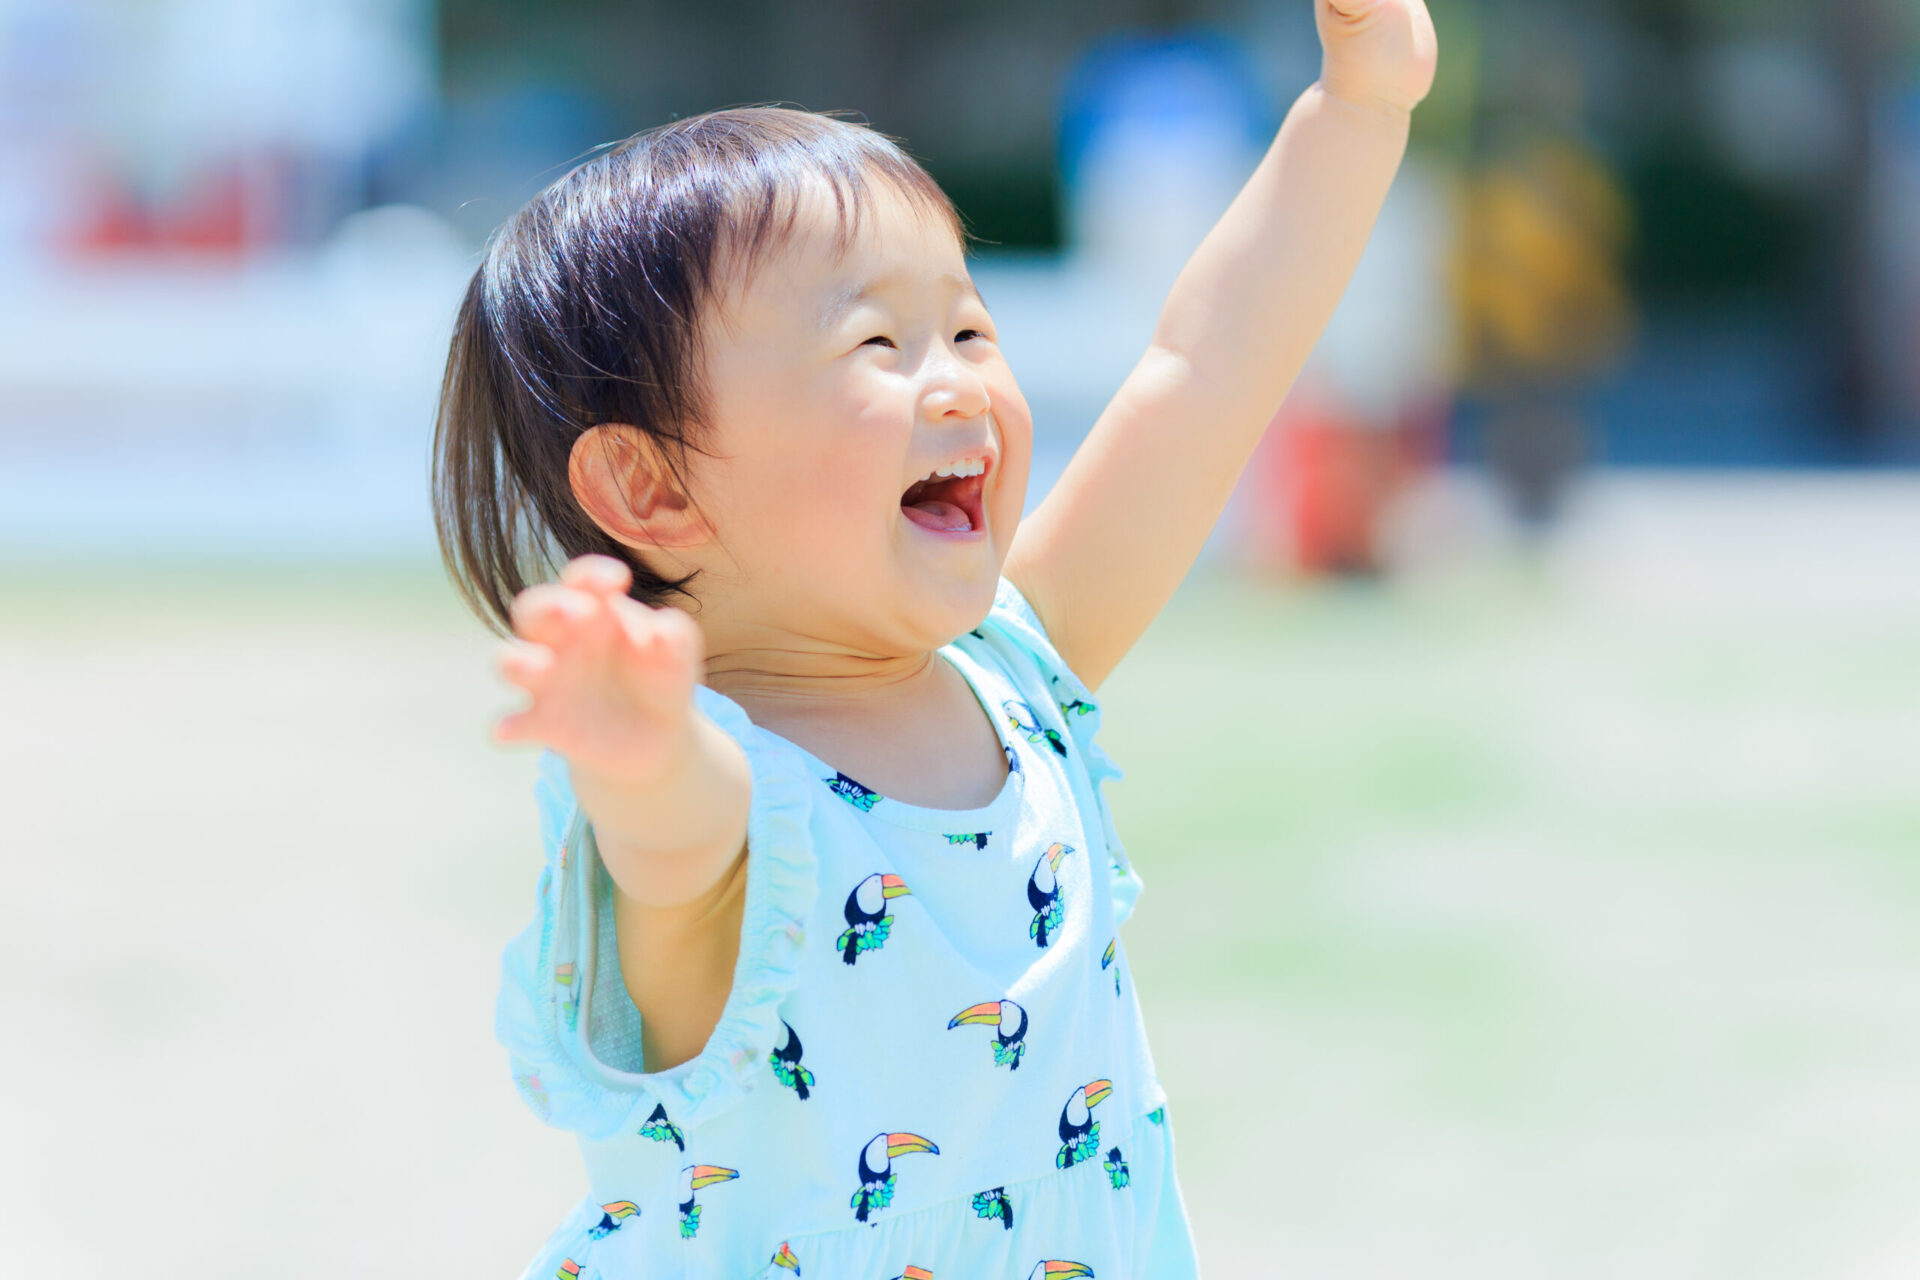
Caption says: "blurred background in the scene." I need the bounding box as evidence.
[3,0,1918,1276]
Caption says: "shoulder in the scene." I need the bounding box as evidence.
[967,577,1146,924]
[956,578,1120,799]
[968,576,1098,706]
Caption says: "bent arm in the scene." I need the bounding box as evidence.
[1005,86,1412,690]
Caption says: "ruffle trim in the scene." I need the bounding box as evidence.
[493,688,820,1140]
[984,578,1146,927]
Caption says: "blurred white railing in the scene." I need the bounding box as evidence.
[0,214,1174,560]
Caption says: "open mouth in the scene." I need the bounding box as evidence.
[900,458,989,535]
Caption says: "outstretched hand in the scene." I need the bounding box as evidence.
[1316,0,1438,118]
[493,554,703,786]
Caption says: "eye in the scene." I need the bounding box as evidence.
[861,335,896,349]
[955,329,984,343]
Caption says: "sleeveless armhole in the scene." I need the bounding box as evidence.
[492,688,820,1139]
[976,576,1146,927]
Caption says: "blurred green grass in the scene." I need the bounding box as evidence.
[1099,574,1920,1277]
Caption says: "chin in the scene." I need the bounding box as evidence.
[894,562,1003,649]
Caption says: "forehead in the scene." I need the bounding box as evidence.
[713,177,973,336]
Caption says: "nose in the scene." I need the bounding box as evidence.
[921,346,991,422]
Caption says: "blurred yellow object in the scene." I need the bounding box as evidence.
[1452,135,1636,384]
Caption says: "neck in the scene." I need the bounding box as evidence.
[699,614,942,723]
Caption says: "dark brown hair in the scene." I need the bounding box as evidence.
[431,105,967,634]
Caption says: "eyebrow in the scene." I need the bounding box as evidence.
[817,272,986,330]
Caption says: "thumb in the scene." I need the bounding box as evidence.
[1323,0,1379,18]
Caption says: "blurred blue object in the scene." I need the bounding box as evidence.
[1055,30,1274,298]
[1057,30,1273,193]
[431,82,615,239]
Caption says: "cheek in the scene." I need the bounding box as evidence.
[723,429,898,557]
[990,388,1036,530]
[810,456,897,542]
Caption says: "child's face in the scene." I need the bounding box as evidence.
[688,179,1032,655]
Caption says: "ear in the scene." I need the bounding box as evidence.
[568,424,712,551]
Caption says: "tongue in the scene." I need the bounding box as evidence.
[902,499,973,532]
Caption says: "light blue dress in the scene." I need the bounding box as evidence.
[495,578,1202,1279]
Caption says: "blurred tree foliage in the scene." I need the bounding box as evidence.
[437,0,1241,250]
[1619,130,1819,306]
[436,0,1891,327]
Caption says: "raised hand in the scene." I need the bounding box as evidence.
[1316,0,1438,118]
[493,554,703,786]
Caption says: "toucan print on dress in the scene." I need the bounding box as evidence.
[1028,842,1074,947]
[1056,1079,1112,1170]
[948,999,1029,1070]
[837,872,911,964]
[769,1017,815,1099]
[851,1131,939,1222]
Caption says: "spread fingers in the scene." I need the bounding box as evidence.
[559,554,633,598]
[495,639,556,691]
[508,582,600,647]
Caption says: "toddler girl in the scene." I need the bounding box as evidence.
[433,4,1433,1275]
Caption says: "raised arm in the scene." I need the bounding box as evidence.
[496,554,751,1071]
[1004,0,1437,690]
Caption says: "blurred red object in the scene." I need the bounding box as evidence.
[65,172,152,253]
[62,157,285,258]
[1244,380,1447,576]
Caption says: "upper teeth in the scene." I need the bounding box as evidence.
[924,457,986,481]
